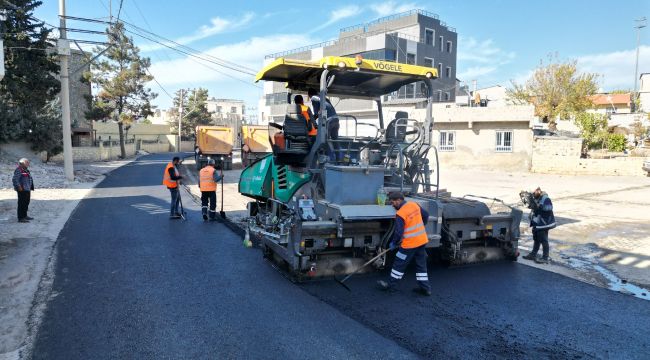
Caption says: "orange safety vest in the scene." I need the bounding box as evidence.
[162,162,179,188]
[300,104,317,136]
[199,166,217,192]
[396,201,428,248]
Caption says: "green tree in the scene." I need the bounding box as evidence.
[168,88,212,139]
[0,0,60,142]
[84,22,156,158]
[574,112,608,151]
[28,99,63,161]
[508,57,598,130]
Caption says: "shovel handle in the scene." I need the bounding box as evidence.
[339,248,391,284]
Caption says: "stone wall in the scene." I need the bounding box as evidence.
[531,136,648,176]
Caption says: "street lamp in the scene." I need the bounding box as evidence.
[633,17,647,112]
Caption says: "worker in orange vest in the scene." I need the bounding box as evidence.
[293,95,317,138]
[162,156,184,219]
[377,191,431,296]
[199,158,223,221]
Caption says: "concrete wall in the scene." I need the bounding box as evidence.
[531,136,649,176]
[93,121,171,142]
[46,142,136,163]
[433,121,533,171]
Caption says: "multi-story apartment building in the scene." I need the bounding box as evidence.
[259,9,457,123]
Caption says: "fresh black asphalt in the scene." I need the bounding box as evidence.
[32,154,650,359]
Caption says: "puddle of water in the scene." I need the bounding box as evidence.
[567,258,649,301]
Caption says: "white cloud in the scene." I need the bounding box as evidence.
[140,13,255,52]
[577,45,650,91]
[456,36,516,81]
[370,1,418,17]
[148,34,315,88]
[457,66,499,80]
[310,5,361,33]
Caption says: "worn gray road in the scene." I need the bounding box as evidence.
[32,154,650,359]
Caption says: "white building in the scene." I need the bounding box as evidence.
[206,98,245,121]
[640,73,650,113]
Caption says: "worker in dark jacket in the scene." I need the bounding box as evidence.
[308,88,340,161]
[377,192,431,296]
[523,187,556,264]
[162,156,184,219]
[12,158,34,223]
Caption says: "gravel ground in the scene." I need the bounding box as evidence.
[0,150,137,359]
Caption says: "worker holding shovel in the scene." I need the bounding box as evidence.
[198,158,223,221]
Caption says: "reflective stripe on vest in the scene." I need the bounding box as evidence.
[162,162,178,188]
[301,104,317,136]
[199,166,217,192]
[396,201,428,248]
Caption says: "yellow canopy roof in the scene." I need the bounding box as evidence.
[256,56,438,98]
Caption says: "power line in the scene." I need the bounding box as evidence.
[146,68,174,99]
[122,27,260,88]
[116,0,124,21]
[119,18,257,75]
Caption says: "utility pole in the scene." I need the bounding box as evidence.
[59,0,74,181]
[178,88,183,153]
[633,17,647,113]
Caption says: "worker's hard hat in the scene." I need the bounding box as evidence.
[207,158,216,165]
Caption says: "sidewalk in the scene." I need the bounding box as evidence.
[0,157,136,359]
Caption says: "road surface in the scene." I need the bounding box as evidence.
[32,154,650,359]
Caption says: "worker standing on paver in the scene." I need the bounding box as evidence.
[12,158,34,223]
[199,158,223,221]
[377,192,431,296]
[163,156,184,219]
[523,187,556,264]
[308,88,340,161]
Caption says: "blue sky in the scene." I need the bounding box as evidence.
[36,0,650,111]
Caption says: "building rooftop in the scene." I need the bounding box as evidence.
[589,93,631,106]
[264,9,455,59]
[340,9,455,33]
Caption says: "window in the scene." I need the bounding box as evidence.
[446,41,453,53]
[405,84,415,98]
[425,28,435,45]
[444,92,450,101]
[438,90,443,102]
[495,130,513,152]
[439,36,444,51]
[216,106,223,113]
[406,53,416,65]
[437,63,442,77]
[349,49,396,61]
[439,131,455,151]
[231,106,237,113]
[424,57,433,68]
[446,66,451,78]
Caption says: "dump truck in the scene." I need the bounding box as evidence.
[195,125,234,170]
[241,124,273,167]
[239,56,522,280]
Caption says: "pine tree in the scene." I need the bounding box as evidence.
[0,0,60,142]
[168,88,212,139]
[84,22,156,158]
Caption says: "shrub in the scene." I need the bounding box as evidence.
[606,133,626,152]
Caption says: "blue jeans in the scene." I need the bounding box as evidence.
[169,187,180,215]
[388,245,430,291]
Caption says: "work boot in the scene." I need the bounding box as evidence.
[203,214,208,221]
[18,218,29,223]
[413,287,432,296]
[535,257,550,264]
[522,253,537,260]
[169,214,181,219]
[25,216,34,220]
[376,280,395,292]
